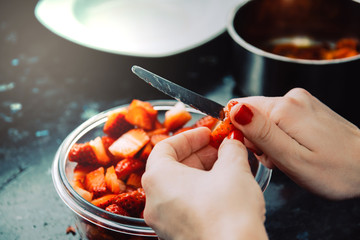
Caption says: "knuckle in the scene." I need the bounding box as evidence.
[257,118,273,143]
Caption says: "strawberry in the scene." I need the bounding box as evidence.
[227,129,245,144]
[89,136,112,166]
[91,194,117,208]
[225,100,239,113]
[115,158,145,180]
[194,116,219,130]
[105,204,130,216]
[73,164,97,183]
[105,166,126,194]
[68,142,97,165]
[125,106,154,130]
[154,119,164,129]
[84,167,107,197]
[163,102,192,132]
[103,108,133,138]
[108,129,150,159]
[147,127,169,137]
[101,135,117,161]
[126,173,142,188]
[210,117,235,149]
[128,99,158,122]
[71,181,93,202]
[173,126,194,135]
[137,143,153,161]
[150,134,169,146]
[112,188,146,217]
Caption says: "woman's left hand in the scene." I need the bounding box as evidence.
[142,127,268,240]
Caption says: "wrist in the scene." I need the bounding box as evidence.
[201,213,268,240]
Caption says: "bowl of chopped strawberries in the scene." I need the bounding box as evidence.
[52,99,272,239]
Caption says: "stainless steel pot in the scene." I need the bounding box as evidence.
[228,0,360,125]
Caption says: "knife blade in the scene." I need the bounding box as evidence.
[131,65,225,120]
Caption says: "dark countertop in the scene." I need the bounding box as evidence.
[1,1,359,240]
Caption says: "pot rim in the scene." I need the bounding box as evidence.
[227,0,360,65]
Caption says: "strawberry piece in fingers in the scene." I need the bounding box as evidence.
[210,117,235,149]
[194,115,219,130]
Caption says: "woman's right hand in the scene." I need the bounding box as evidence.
[228,88,360,200]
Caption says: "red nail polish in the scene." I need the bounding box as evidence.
[227,129,244,144]
[234,105,253,125]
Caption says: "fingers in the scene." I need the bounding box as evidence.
[228,98,309,171]
[146,127,214,168]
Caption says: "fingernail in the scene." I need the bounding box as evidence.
[234,104,253,125]
[227,129,244,144]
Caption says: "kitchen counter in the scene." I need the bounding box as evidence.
[1,1,359,240]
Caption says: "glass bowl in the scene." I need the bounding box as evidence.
[52,100,272,240]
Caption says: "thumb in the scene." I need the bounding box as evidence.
[212,138,252,175]
[229,103,302,170]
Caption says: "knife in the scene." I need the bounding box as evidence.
[131,65,225,120]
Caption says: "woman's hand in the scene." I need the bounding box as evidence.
[142,127,268,240]
[229,88,360,200]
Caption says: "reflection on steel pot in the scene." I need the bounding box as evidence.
[228,0,360,125]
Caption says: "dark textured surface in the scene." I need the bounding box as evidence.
[0,1,359,240]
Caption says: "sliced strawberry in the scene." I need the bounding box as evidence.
[105,203,130,216]
[227,129,245,144]
[101,135,118,161]
[105,166,126,194]
[125,106,154,130]
[126,173,142,188]
[73,164,97,183]
[108,129,150,159]
[154,119,164,129]
[112,188,146,217]
[115,158,145,180]
[150,133,169,146]
[84,167,107,197]
[89,136,112,166]
[173,126,194,135]
[128,99,158,122]
[147,127,169,137]
[91,194,117,208]
[163,102,192,132]
[137,143,153,161]
[210,117,235,149]
[225,100,239,113]
[68,142,97,165]
[71,181,93,202]
[103,108,133,138]
[194,116,219,130]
